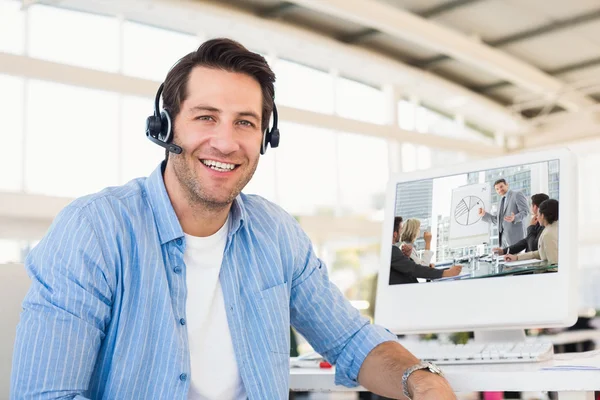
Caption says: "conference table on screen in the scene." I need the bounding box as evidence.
[434,259,557,281]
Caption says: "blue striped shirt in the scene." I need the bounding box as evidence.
[11,162,396,399]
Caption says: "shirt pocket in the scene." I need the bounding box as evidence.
[257,282,291,355]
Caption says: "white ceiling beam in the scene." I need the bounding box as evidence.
[35,0,524,135]
[521,107,600,148]
[280,106,501,156]
[0,52,502,156]
[290,0,596,112]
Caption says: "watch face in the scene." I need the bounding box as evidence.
[427,363,442,374]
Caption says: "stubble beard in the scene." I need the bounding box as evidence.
[171,151,259,212]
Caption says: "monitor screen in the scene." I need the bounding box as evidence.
[389,159,560,285]
[375,149,577,334]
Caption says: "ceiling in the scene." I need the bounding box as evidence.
[212,0,600,124]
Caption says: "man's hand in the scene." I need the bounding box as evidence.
[409,370,457,400]
[401,243,413,257]
[357,341,456,400]
[429,263,435,269]
[504,212,515,223]
[442,265,462,277]
[530,214,538,226]
[504,254,517,262]
[492,247,504,255]
[478,207,485,217]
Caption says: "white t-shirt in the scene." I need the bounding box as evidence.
[185,217,246,400]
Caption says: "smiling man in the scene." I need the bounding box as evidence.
[12,39,455,400]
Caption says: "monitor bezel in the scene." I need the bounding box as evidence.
[374,148,578,334]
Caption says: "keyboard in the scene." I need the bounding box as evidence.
[399,340,554,365]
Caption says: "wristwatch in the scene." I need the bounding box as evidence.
[402,361,444,400]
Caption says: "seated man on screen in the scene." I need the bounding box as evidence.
[478,178,529,247]
[390,217,462,285]
[493,193,549,256]
[504,199,559,265]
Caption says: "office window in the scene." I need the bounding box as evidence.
[0,240,22,264]
[25,80,119,197]
[121,95,165,183]
[417,146,432,170]
[0,74,24,191]
[401,143,417,172]
[29,5,119,72]
[274,122,337,215]
[337,132,388,215]
[0,0,25,55]
[123,22,199,81]
[274,59,334,114]
[336,77,386,125]
[398,100,416,131]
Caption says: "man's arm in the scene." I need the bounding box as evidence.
[358,342,455,399]
[506,237,527,254]
[391,246,443,280]
[512,192,529,223]
[11,206,113,399]
[481,211,497,225]
[286,218,454,398]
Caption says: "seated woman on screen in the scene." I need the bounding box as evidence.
[504,199,558,265]
[400,218,434,267]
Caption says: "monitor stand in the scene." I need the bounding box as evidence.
[474,329,526,343]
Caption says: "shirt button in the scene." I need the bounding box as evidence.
[179,318,186,326]
[176,238,183,246]
[173,266,182,274]
[179,373,187,382]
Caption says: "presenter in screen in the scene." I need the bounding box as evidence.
[400,218,434,266]
[478,178,529,247]
[390,218,462,284]
[504,199,559,265]
[493,193,549,256]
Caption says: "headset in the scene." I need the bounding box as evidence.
[145,83,280,156]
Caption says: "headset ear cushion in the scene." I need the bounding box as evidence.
[158,110,173,143]
[146,115,162,138]
[269,128,280,149]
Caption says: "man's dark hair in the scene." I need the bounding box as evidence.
[494,178,507,186]
[531,193,550,208]
[162,38,276,160]
[393,216,403,235]
[538,199,559,224]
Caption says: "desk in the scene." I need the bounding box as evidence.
[290,352,600,399]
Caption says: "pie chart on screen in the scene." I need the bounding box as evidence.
[454,196,484,226]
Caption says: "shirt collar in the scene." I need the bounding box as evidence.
[144,161,248,245]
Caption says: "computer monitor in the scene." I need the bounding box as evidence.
[375,148,578,336]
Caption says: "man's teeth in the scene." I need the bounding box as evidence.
[201,159,236,171]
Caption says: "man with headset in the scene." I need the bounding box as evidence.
[12,38,454,399]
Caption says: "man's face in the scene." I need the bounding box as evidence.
[169,66,263,209]
[494,182,509,197]
[532,204,539,215]
[393,222,403,243]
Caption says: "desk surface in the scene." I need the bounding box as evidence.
[290,351,600,394]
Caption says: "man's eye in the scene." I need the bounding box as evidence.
[196,115,213,121]
[238,120,255,127]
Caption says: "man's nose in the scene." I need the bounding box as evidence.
[210,124,240,155]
